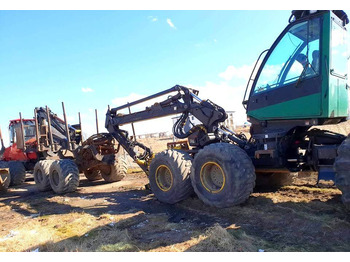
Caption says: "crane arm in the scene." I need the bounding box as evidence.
[105,85,246,173]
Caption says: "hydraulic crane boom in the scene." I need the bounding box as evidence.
[108,85,225,130]
[105,85,248,173]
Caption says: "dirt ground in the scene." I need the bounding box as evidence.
[1,126,350,252]
[0,170,349,252]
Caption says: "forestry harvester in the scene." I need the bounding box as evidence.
[104,10,350,208]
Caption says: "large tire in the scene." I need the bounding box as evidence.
[49,159,80,194]
[8,161,26,186]
[0,161,8,168]
[84,168,103,181]
[34,160,53,191]
[101,155,127,183]
[255,172,296,189]
[149,149,193,204]
[334,135,350,209]
[0,161,10,192]
[191,143,255,208]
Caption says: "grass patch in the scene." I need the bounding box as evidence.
[186,224,267,252]
[42,227,138,252]
[284,186,340,194]
[97,242,137,252]
[0,209,145,252]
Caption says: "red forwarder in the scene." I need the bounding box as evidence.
[0,119,38,185]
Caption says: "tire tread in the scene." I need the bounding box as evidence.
[334,135,350,209]
[191,143,255,208]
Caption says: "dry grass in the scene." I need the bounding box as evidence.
[44,226,138,252]
[0,208,144,252]
[146,223,262,252]
[187,224,262,252]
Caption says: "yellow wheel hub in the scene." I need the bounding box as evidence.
[200,161,225,193]
[155,165,173,192]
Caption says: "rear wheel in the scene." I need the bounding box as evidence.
[8,161,26,186]
[191,143,255,208]
[334,136,350,209]
[149,150,193,204]
[34,160,53,191]
[49,159,79,194]
[101,155,127,182]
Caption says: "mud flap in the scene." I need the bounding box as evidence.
[317,166,335,182]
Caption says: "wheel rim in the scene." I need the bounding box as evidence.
[51,170,60,186]
[200,161,225,193]
[155,165,173,192]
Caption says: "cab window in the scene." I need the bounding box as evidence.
[331,19,348,78]
[254,18,321,93]
[9,125,16,144]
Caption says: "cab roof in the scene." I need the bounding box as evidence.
[9,119,35,127]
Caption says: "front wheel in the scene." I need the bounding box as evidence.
[8,161,26,186]
[149,150,193,204]
[191,143,255,208]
